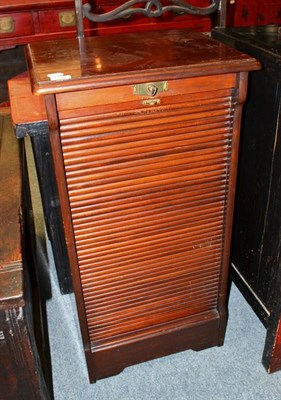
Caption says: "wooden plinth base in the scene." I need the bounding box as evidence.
[86,311,225,382]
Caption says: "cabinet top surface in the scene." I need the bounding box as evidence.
[214,25,281,59]
[26,29,260,95]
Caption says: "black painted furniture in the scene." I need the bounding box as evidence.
[8,72,72,295]
[212,24,281,373]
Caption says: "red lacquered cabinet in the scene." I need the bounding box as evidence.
[0,1,79,48]
[0,0,213,49]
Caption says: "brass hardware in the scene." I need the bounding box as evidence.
[59,11,76,27]
[134,81,168,96]
[0,17,14,33]
[142,99,161,106]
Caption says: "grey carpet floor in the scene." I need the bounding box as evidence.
[45,242,281,400]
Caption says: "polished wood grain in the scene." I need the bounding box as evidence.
[8,72,47,126]
[26,30,260,95]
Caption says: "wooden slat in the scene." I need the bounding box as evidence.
[83,260,222,301]
[73,194,226,232]
[67,150,229,187]
[70,180,227,212]
[88,297,219,340]
[78,233,223,274]
[82,258,222,294]
[60,101,231,140]
[74,215,224,254]
[88,285,220,325]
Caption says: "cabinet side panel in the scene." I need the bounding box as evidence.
[231,70,280,309]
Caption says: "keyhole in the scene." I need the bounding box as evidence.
[147,84,158,97]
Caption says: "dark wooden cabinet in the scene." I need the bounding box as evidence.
[9,29,259,381]
[0,111,49,399]
[212,24,281,373]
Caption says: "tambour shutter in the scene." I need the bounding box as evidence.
[56,75,236,349]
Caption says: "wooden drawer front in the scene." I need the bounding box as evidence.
[0,12,34,38]
[56,74,236,116]
[58,84,235,349]
[38,9,76,33]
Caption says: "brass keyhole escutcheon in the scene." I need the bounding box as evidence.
[147,84,158,97]
[133,81,168,96]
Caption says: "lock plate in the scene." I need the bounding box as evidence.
[133,81,168,97]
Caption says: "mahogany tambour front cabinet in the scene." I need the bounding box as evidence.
[15,30,259,381]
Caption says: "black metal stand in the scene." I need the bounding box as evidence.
[75,0,226,37]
